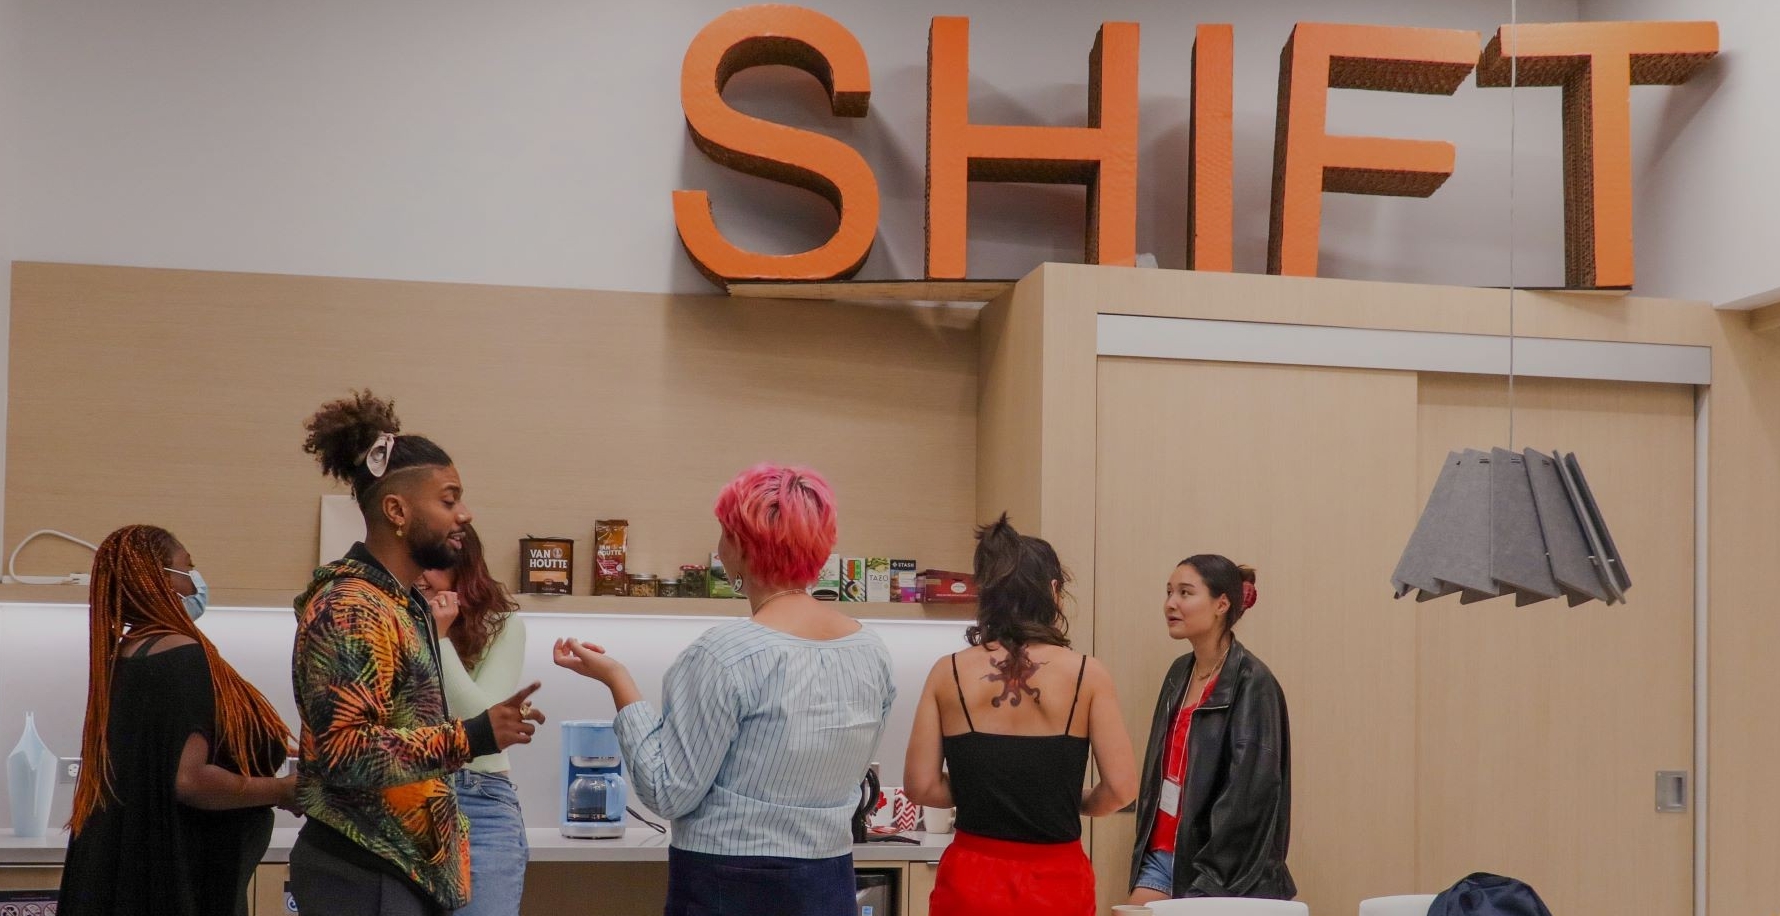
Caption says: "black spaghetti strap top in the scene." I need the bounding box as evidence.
[940,652,1092,843]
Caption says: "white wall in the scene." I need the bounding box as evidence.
[6,0,1581,295]
[0,602,969,829]
[0,0,20,549]
[1579,0,1768,307]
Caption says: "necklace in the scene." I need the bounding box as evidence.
[749,587,807,613]
[1192,641,1230,683]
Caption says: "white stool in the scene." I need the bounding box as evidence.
[1147,900,1310,916]
[1358,895,1436,916]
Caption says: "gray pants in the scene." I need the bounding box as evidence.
[289,834,444,916]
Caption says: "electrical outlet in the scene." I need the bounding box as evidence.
[57,757,81,785]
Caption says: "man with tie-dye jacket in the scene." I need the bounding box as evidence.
[291,391,543,915]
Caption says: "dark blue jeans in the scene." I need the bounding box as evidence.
[664,847,855,916]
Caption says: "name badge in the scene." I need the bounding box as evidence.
[1158,777,1182,816]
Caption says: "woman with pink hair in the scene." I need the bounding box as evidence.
[555,464,895,916]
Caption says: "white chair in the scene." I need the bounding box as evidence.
[1147,900,1310,916]
[1358,894,1437,916]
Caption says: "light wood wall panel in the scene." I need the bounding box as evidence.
[975,267,1100,644]
[975,274,1044,534]
[1091,358,1421,915]
[1412,375,1696,914]
[1700,318,1780,916]
[6,263,979,602]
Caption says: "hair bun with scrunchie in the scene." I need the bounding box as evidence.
[1240,580,1258,611]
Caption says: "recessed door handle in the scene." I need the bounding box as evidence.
[1656,770,1689,813]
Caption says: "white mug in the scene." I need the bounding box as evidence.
[922,806,955,834]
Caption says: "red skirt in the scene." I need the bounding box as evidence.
[929,830,1097,916]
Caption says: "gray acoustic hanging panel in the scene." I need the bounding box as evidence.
[1558,451,1630,604]
[1391,450,1466,599]
[1489,448,1563,605]
[1440,450,1500,601]
[1393,447,1631,608]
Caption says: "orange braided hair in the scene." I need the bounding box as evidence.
[69,525,293,835]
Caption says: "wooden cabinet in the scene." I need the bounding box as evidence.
[0,867,61,916]
[253,863,291,915]
[0,866,63,902]
[902,860,939,916]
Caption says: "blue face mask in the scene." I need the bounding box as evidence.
[165,567,209,620]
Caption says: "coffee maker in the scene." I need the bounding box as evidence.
[560,720,628,839]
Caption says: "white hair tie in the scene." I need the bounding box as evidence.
[361,431,397,478]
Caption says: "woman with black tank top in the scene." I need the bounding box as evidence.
[904,515,1138,916]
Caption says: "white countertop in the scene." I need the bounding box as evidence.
[0,827,952,865]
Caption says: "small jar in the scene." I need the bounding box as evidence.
[680,565,708,598]
[659,578,681,598]
[628,574,660,598]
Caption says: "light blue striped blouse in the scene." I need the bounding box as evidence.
[613,619,896,859]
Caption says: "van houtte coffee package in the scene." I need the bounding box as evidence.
[594,520,628,596]
[519,537,574,595]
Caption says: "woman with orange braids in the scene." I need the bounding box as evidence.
[58,525,297,916]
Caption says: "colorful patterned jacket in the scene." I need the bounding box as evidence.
[292,543,497,909]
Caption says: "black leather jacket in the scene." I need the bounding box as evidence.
[1129,639,1295,899]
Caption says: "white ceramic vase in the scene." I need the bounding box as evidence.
[7,713,58,837]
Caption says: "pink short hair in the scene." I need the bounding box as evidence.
[714,464,838,587]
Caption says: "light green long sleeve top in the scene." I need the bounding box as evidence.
[439,614,528,774]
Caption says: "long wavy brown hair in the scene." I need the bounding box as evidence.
[968,513,1072,683]
[70,525,292,834]
[445,524,518,671]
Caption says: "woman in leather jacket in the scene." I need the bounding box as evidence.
[1126,555,1295,904]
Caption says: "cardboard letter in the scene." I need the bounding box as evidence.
[1269,23,1481,277]
[673,5,880,287]
[926,17,1140,279]
[1477,22,1718,288]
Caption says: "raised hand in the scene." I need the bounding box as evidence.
[488,682,546,749]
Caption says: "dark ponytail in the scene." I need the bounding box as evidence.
[968,514,1071,676]
[1179,554,1258,634]
[302,390,453,514]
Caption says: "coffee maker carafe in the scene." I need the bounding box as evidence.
[561,720,628,839]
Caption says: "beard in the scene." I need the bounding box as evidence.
[408,518,462,571]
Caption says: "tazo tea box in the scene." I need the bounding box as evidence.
[593,520,628,596]
[840,557,867,602]
[811,554,842,601]
[708,552,739,599]
[518,537,574,595]
[890,559,918,602]
[865,558,892,603]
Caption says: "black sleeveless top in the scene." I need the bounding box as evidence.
[940,652,1091,844]
[59,637,285,916]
